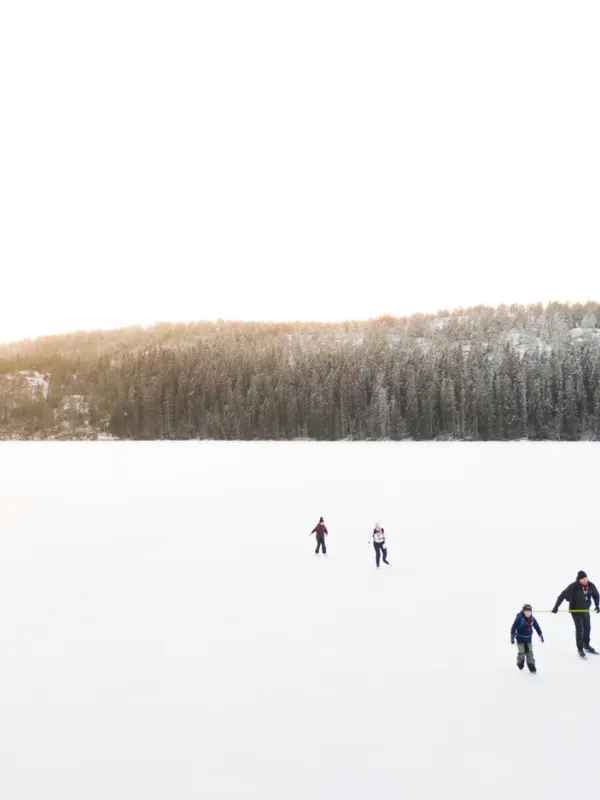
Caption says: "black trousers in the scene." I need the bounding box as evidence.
[315,533,326,554]
[572,612,591,650]
[374,541,388,566]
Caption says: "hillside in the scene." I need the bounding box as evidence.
[2,302,600,440]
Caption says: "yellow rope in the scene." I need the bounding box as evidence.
[532,609,594,614]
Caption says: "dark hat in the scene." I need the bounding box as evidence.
[319,517,324,522]
[577,570,588,580]
[522,604,533,612]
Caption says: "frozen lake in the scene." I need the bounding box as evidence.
[1,441,599,799]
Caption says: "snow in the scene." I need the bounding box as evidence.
[18,370,50,399]
[59,394,89,414]
[570,327,600,343]
[0,441,598,799]
[1,370,50,399]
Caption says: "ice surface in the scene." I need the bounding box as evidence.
[0,441,599,800]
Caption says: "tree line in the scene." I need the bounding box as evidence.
[2,302,600,440]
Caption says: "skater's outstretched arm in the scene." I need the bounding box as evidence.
[590,582,600,611]
[552,584,573,613]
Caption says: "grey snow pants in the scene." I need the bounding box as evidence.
[517,641,535,668]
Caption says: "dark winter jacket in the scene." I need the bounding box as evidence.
[311,522,328,537]
[553,581,600,612]
[511,613,543,643]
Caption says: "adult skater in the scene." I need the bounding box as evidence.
[310,517,328,555]
[510,604,543,673]
[552,570,600,657]
[369,522,390,568]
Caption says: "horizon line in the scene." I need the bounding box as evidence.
[2,298,599,347]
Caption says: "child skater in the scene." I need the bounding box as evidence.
[511,604,544,673]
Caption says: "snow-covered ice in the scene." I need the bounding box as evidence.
[0,441,599,799]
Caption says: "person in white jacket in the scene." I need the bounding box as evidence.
[369,522,390,568]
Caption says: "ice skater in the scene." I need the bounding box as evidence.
[369,522,390,568]
[310,517,328,554]
[552,570,600,657]
[511,604,543,673]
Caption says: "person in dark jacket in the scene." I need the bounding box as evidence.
[511,604,544,673]
[310,517,328,554]
[369,523,390,568]
[552,570,600,657]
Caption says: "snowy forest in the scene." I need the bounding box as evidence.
[2,302,600,441]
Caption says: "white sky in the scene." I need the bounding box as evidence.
[1,1,599,343]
